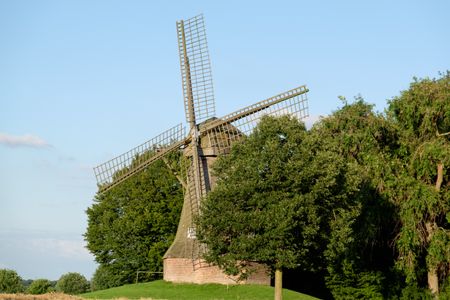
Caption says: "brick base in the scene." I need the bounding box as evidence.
[163,258,270,285]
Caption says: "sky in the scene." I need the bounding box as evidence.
[0,0,449,281]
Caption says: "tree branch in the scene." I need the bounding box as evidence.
[436,130,450,137]
[162,157,187,190]
[436,163,443,191]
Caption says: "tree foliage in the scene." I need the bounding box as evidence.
[197,116,313,277]
[85,152,183,287]
[90,264,122,291]
[195,103,402,298]
[56,272,90,295]
[309,99,401,298]
[27,279,54,295]
[0,269,23,293]
[387,72,450,294]
[197,96,426,298]
[196,114,374,294]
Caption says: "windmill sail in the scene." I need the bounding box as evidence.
[177,14,216,125]
[94,124,187,192]
[199,85,309,153]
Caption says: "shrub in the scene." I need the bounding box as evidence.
[0,269,23,293]
[27,278,54,294]
[326,269,385,299]
[22,279,33,290]
[400,284,432,300]
[438,278,450,299]
[90,265,122,291]
[56,272,90,294]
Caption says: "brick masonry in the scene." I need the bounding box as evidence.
[164,258,270,285]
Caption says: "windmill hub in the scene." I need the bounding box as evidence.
[93,14,309,285]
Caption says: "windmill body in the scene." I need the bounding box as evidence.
[94,14,309,285]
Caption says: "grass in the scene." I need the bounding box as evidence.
[81,280,319,300]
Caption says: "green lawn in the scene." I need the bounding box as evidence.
[81,280,319,300]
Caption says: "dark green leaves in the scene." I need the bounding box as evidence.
[85,154,183,287]
[196,115,360,279]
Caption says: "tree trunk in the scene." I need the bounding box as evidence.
[274,268,282,300]
[427,163,444,296]
[436,163,443,191]
[427,267,439,296]
[426,220,439,296]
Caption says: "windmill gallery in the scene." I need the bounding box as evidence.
[93,14,309,285]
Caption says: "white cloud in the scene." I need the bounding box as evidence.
[30,238,92,261]
[0,133,50,148]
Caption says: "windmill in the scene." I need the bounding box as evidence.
[93,14,309,284]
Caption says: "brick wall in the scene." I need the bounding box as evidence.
[164,258,270,285]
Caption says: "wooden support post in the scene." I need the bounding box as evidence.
[275,268,282,300]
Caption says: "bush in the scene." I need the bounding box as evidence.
[27,278,54,294]
[0,269,23,293]
[56,272,90,294]
[326,270,385,299]
[22,279,33,290]
[437,278,450,299]
[90,265,122,291]
[400,284,432,300]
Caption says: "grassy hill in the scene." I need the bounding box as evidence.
[81,280,319,300]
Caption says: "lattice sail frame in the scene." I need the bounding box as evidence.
[94,124,186,191]
[177,14,216,125]
[200,85,309,154]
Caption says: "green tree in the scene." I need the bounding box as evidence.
[0,269,23,293]
[197,115,366,300]
[55,272,89,295]
[310,99,401,299]
[22,279,33,291]
[387,72,450,295]
[27,279,53,294]
[85,152,183,287]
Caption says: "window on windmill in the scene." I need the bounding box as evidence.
[187,227,196,239]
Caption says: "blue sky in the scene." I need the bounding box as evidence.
[0,0,449,280]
